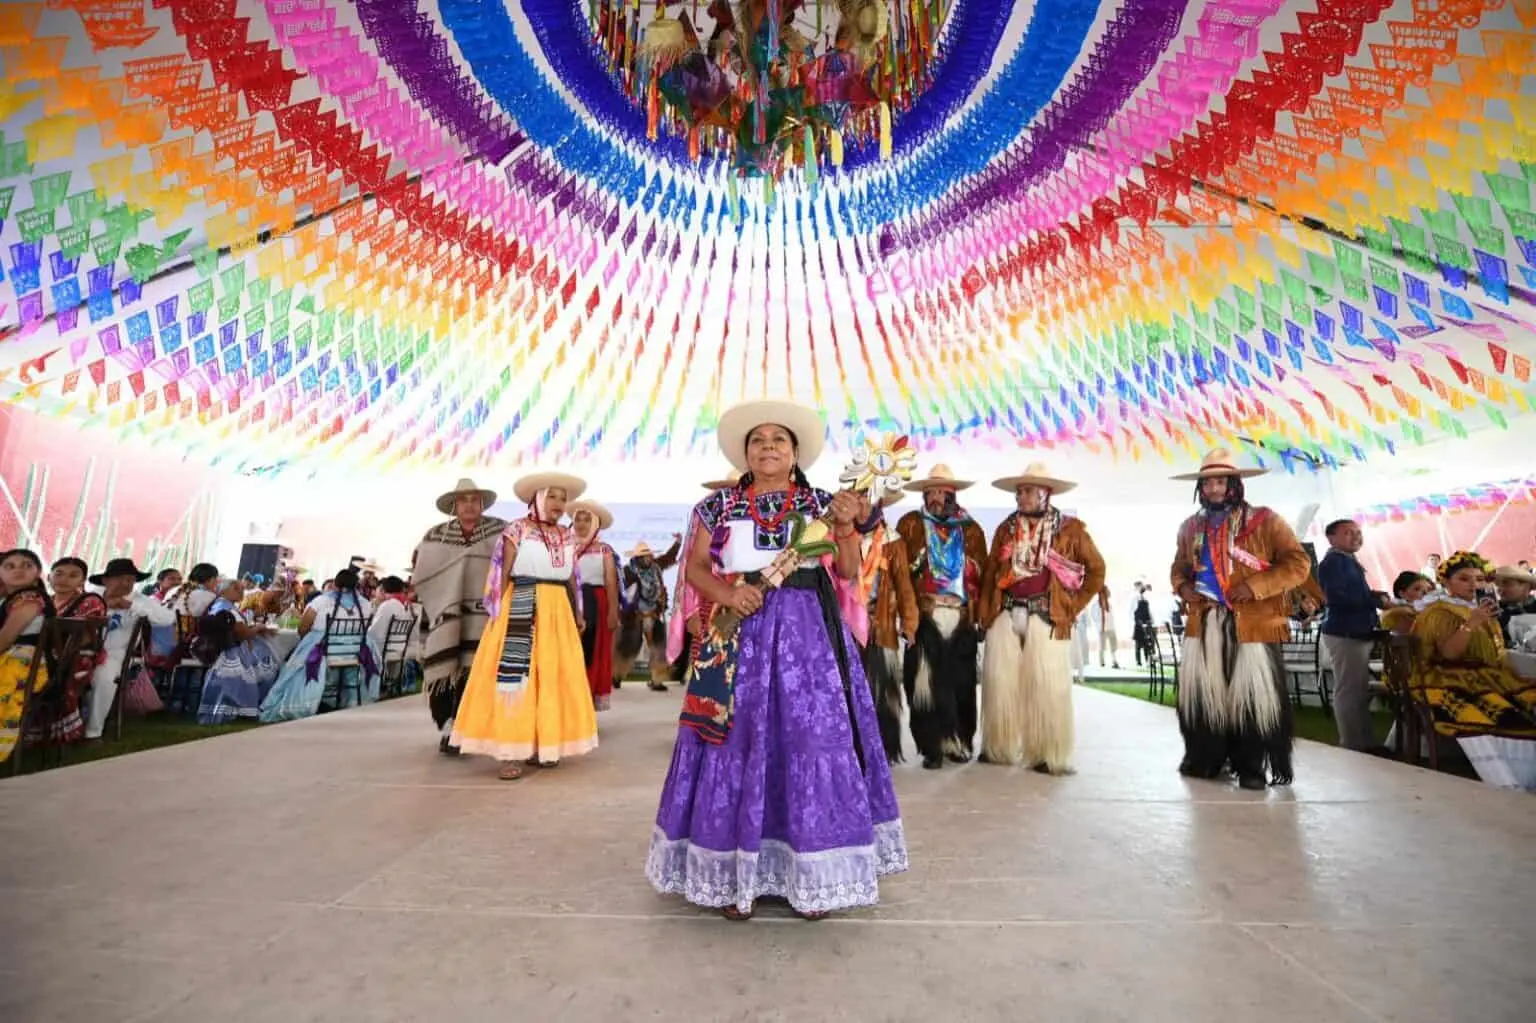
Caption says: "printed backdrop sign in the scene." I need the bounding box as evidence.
[0,405,225,571]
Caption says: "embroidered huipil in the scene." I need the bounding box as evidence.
[575,539,612,586]
[485,520,579,619]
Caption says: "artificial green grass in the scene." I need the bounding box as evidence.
[7,715,262,776]
[1086,680,1394,747]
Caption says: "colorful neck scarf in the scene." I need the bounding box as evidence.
[1009,507,1061,578]
[922,506,969,589]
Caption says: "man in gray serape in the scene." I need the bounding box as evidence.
[411,479,507,755]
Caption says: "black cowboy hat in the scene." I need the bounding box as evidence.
[89,557,151,585]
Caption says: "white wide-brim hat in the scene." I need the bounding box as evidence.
[903,463,973,492]
[991,461,1078,495]
[702,469,743,490]
[627,541,654,559]
[512,471,588,504]
[717,399,826,472]
[566,499,614,530]
[435,478,498,515]
[1171,447,1269,482]
[1493,565,1536,585]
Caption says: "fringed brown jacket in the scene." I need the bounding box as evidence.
[895,509,989,621]
[1169,505,1311,645]
[978,514,1106,641]
[862,532,919,651]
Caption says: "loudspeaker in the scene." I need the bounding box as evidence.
[238,543,293,582]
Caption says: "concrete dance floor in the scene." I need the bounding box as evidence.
[3,687,1533,1022]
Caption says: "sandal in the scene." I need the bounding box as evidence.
[721,904,754,922]
[497,763,524,781]
[794,909,830,922]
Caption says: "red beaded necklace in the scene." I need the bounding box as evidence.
[747,482,798,533]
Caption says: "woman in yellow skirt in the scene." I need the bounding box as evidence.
[452,471,599,780]
[1,548,54,766]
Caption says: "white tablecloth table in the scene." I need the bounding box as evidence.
[260,628,302,665]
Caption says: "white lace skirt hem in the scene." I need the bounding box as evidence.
[644,818,909,914]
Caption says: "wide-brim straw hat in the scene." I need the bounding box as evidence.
[717,399,826,472]
[991,461,1078,495]
[512,471,588,504]
[627,541,654,559]
[1171,447,1269,482]
[1493,564,1536,585]
[566,499,614,531]
[903,463,973,492]
[436,477,498,515]
[89,557,150,585]
[702,469,743,490]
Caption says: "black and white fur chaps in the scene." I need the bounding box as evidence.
[861,640,905,763]
[1176,606,1294,786]
[902,607,979,766]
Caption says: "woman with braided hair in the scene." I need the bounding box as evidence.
[453,472,599,780]
[646,399,906,922]
[0,549,54,765]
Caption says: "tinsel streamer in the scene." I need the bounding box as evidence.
[888,0,1191,252]
[522,0,1001,173]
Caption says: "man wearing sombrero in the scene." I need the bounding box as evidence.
[84,557,177,739]
[854,486,920,763]
[412,478,508,754]
[977,463,1105,774]
[616,536,682,691]
[895,464,989,769]
[1169,448,1311,790]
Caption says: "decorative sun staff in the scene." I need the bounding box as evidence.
[840,431,919,505]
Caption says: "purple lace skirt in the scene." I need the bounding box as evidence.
[645,586,908,914]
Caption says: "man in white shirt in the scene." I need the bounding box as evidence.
[367,576,417,662]
[85,558,177,739]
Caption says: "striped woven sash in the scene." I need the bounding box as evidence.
[496,577,540,697]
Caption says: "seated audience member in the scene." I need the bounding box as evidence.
[86,559,177,739]
[1494,565,1536,645]
[195,579,279,725]
[1,549,54,764]
[1381,571,1434,636]
[367,576,415,656]
[46,557,106,743]
[1408,551,1536,739]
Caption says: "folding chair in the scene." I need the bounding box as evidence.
[1281,625,1332,710]
[1151,624,1182,704]
[378,615,417,699]
[167,613,209,715]
[12,618,107,776]
[321,614,372,709]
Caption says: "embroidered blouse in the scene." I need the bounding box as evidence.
[506,518,578,582]
[575,538,615,586]
[695,485,832,575]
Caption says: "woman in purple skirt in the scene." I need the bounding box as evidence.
[645,399,909,921]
